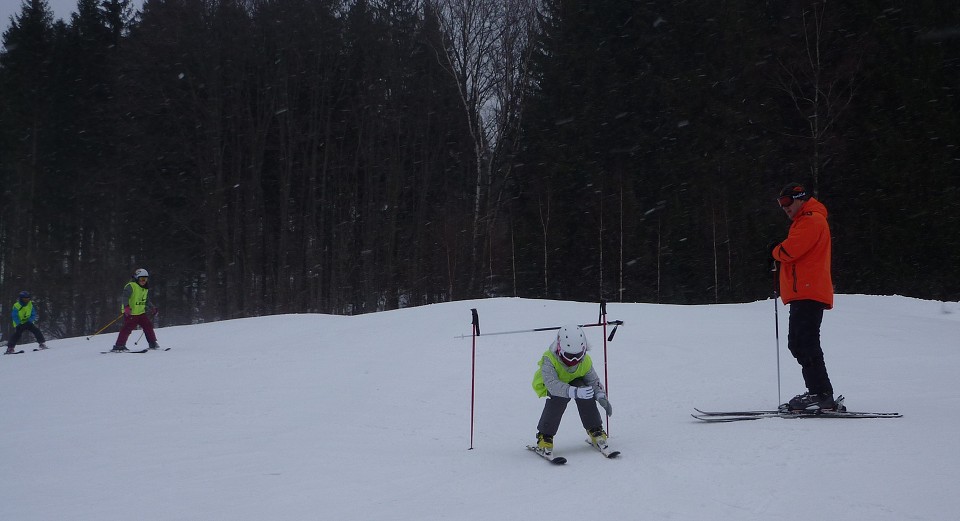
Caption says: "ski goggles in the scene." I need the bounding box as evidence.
[558,348,586,364]
[777,192,805,207]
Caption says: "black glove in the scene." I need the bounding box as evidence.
[766,241,781,273]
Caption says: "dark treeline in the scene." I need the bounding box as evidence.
[0,0,957,338]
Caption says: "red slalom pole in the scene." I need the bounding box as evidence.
[469,309,480,450]
[599,301,610,434]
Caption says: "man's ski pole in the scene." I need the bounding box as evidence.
[772,260,782,406]
[86,313,123,340]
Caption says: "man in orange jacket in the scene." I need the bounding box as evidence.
[772,182,836,412]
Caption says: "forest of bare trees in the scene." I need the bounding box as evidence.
[1,0,958,339]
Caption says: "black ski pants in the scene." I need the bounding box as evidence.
[8,322,45,349]
[537,377,603,437]
[787,299,833,395]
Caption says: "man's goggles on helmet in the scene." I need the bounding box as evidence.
[777,192,805,207]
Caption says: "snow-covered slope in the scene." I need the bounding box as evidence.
[2,295,957,520]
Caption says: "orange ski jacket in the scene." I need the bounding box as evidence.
[773,197,834,309]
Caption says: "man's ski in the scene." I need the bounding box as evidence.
[783,410,901,419]
[693,410,901,422]
[585,439,620,458]
[3,350,25,355]
[693,397,901,423]
[692,412,779,422]
[526,445,567,465]
[100,349,150,354]
[693,408,778,416]
[694,394,850,417]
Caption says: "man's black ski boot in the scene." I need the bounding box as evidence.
[780,392,837,412]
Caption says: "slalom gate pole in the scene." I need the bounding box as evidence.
[599,301,610,435]
[772,261,782,406]
[86,313,123,340]
[462,307,623,448]
[469,308,480,450]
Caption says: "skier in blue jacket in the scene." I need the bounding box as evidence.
[5,291,47,354]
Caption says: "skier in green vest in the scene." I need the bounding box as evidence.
[4,291,47,354]
[109,268,160,353]
[531,324,613,457]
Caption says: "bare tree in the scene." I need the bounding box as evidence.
[538,190,551,295]
[432,0,537,294]
[774,0,860,195]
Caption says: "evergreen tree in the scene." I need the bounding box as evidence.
[0,0,59,312]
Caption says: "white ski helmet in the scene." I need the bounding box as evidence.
[556,324,587,363]
[134,268,149,278]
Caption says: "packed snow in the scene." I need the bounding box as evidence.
[1,294,957,520]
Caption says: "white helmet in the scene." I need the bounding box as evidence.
[556,324,587,363]
[134,268,149,278]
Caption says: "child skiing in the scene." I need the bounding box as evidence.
[531,324,613,458]
[109,268,161,352]
[5,291,47,354]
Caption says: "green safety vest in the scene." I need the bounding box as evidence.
[125,282,149,315]
[12,301,33,327]
[532,350,593,398]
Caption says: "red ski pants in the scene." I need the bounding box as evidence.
[115,314,157,347]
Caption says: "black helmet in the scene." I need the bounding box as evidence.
[18,291,30,299]
[779,182,810,200]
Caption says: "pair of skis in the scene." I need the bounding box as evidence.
[5,347,172,355]
[692,396,901,422]
[100,347,172,354]
[3,346,48,355]
[692,408,902,422]
[527,439,621,465]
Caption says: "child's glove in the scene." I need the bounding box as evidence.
[597,394,613,417]
[568,386,594,400]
